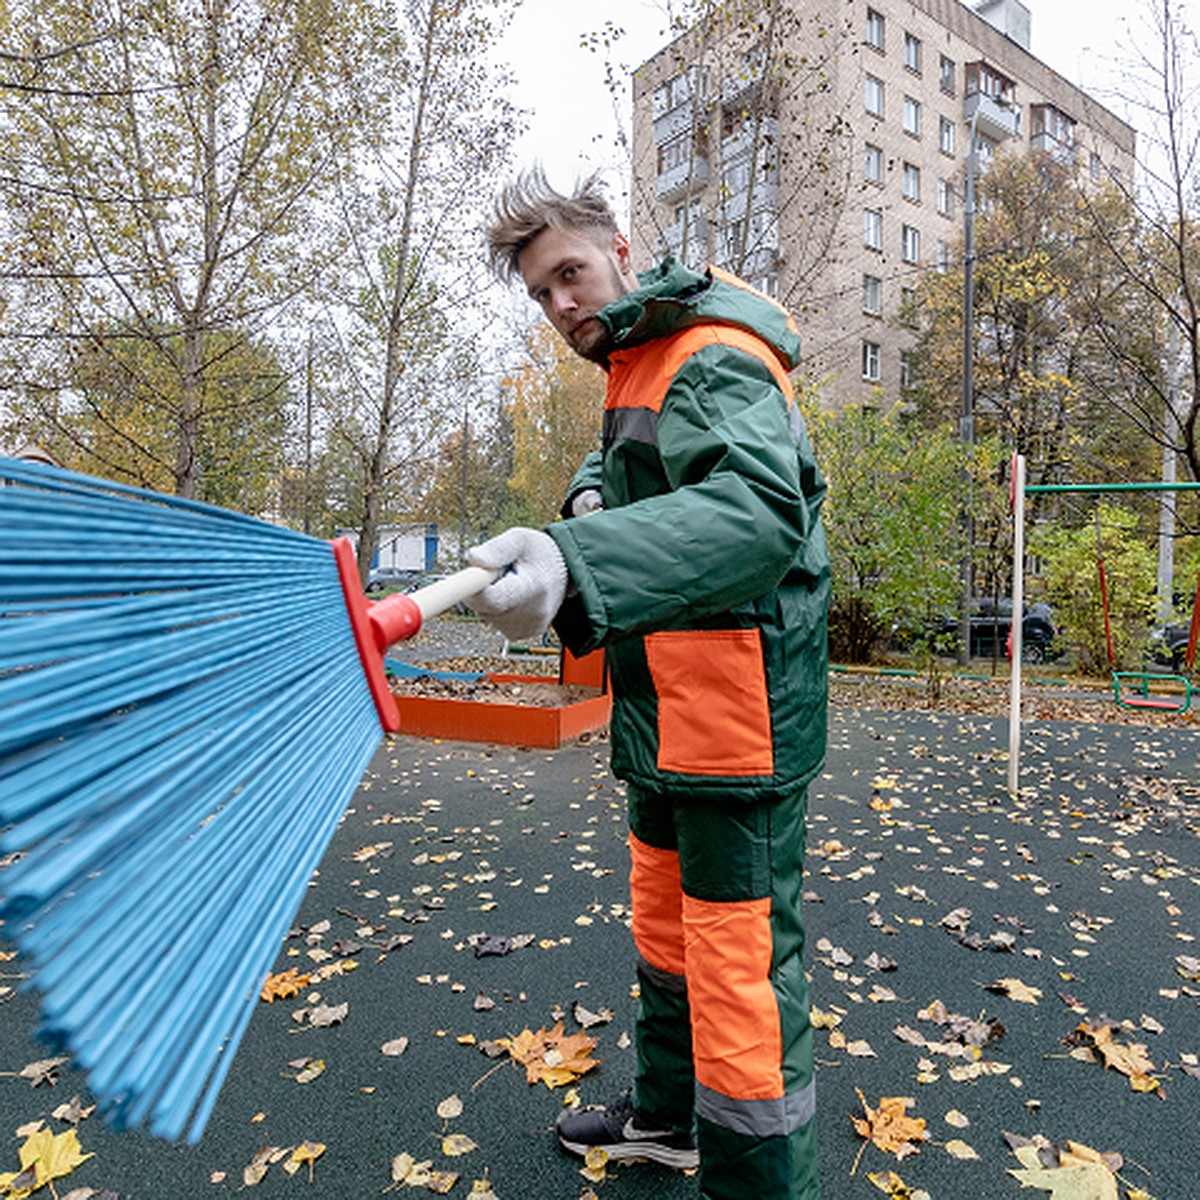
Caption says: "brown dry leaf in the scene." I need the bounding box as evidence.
[18,1057,69,1087]
[1072,1022,1160,1093]
[442,1133,478,1157]
[497,1021,600,1089]
[51,1096,95,1126]
[0,1128,94,1197]
[294,1000,348,1028]
[260,967,310,1002]
[852,1089,928,1175]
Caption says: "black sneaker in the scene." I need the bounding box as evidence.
[556,1092,698,1169]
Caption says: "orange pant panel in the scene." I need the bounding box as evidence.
[629,832,686,976]
[684,893,784,1101]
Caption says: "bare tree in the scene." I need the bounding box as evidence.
[0,0,391,497]
[317,0,522,582]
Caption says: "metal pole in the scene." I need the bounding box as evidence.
[957,106,981,666]
[1159,313,1182,623]
[1007,453,1025,796]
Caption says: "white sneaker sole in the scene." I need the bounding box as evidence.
[557,1135,699,1170]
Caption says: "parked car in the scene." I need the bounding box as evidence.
[934,600,1061,664]
[1148,622,1193,672]
[365,567,421,593]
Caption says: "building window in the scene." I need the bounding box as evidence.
[900,350,913,390]
[937,178,954,216]
[1090,150,1102,182]
[939,54,956,95]
[863,273,883,315]
[904,32,922,73]
[865,75,885,118]
[937,239,952,272]
[864,142,884,184]
[864,208,883,251]
[866,7,885,51]
[862,340,881,381]
[939,115,955,156]
[902,162,920,202]
[903,95,921,137]
[901,223,920,263]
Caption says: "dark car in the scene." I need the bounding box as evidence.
[366,567,421,593]
[1148,622,1193,672]
[935,600,1061,663]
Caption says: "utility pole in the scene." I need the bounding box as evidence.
[957,105,981,667]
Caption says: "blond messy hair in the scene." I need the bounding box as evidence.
[485,166,619,282]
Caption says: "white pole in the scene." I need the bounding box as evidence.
[1007,453,1026,796]
[1158,314,1181,624]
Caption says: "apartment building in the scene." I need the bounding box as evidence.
[630,0,1136,407]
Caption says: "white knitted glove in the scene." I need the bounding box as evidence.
[571,488,604,518]
[466,527,569,642]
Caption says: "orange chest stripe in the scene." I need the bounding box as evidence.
[606,325,794,415]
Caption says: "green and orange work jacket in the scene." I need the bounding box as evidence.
[548,258,830,802]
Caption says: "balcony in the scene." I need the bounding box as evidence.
[964,90,1020,142]
[654,99,706,147]
[657,155,710,203]
[721,116,780,164]
[1031,133,1076,166]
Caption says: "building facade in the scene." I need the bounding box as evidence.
[630,0,1136,408]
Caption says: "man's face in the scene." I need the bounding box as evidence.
[518,226,638,363]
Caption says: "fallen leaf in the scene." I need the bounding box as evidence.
[437,1094,464,1120]
[18,1057,69,1087]
[381,1037,410,1057]
[0,1128,94,1197]
[986,978,1043,1005]
[852,1089,927,1175]
[496,1021,600,1089]
[442,1133,478,1156]
[261,968,310,1002]
[284,1141,325,1182]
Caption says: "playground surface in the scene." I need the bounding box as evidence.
[0,689,1197,1198]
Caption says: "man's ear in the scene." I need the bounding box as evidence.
[611,232,637,285]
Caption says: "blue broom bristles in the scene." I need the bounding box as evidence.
[0,457,383,1141]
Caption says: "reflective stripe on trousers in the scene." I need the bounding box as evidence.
[628,785,818,1198]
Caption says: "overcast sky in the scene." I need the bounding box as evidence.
[497,0,1192,196]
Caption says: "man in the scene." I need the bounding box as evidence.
[470,170,829,1200]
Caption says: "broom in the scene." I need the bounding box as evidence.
[0,456,496,1142]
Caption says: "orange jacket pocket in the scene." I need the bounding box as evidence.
[644,629,774,776]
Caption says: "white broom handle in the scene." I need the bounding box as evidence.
[408,565,500,621]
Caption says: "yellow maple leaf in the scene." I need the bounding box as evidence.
[852,1089,927,1176]
[0,1128,93,1197]
[260,967,311,1002]
[497,1021,600,1089]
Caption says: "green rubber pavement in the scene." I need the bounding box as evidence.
[0,708,1197,1198]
